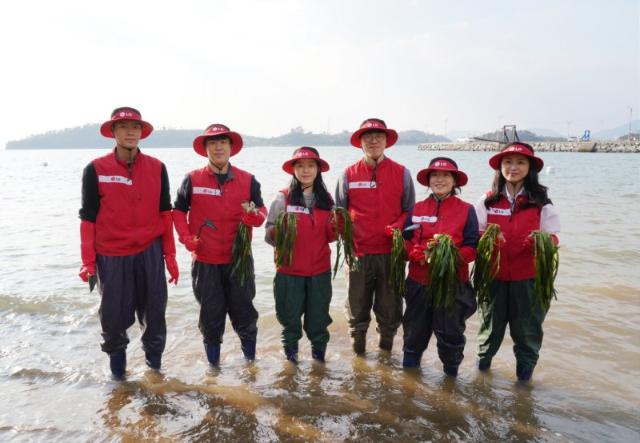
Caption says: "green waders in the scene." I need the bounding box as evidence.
[477,279,547,371]
[273,271,333,353]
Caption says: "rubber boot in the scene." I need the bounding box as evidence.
[205,343,221,367]
[284,345,298,364]
[311,347,325,363]
[516,364,533,382]
[241,339,256,361]
[379,336,394,352]
[352,336,366,355]
[109,351,126,379]
[443,364,459,377]
[145,352,162,371]
[402,351,421,368]
[477,358,492,372]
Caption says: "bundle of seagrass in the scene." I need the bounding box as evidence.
[532,230,559,311]
[427,234,460,309]
[389,228,407,296]
[231,223,252,286]
[472,223,502,305]
[231,202,256,286]
[275,212,297,267]
[331,207,359,278]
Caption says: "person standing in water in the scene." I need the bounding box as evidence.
[265,147,336,364]
[78,106,179,379]
[401,157,478,376]
[335,118,415,355]
[173,124,267,367]
[475,142,560,382]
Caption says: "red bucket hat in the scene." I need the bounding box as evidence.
[193,123,243,157]
[100,106,153,139]
[350,118,399,148]
[416,157,468,187]
[488,142,544,172]
[282,147,330,175]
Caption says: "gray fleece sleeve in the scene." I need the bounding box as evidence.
[402,167,416,212]
[264,192,286,246]
[334,171,349,208]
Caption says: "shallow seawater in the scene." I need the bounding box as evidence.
[0,147,638,442]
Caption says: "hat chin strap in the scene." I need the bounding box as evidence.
[209,160,229,173]
[432,191,452,201]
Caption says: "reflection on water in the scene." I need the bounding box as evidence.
[91,351,594,442]
[1,148,639,442]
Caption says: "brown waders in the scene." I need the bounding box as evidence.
[345,253,402,353]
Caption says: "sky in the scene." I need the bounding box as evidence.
[0,0,638,146]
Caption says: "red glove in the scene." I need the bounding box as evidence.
[79,264,95,282]
[384,225,398,238]
[165,254,179,284]
[172,210,200,251]
[242,206,267,227]
[458,246,476,264]
[79,220,96,282]
[426,236,440,249]
[183,236,200,252]
[408,243,427,263]
[523,235,534,250]
[524,233,559,249]
[495,234,506,249]
[327,211,346,240]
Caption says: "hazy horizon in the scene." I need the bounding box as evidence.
[0,0,638,148]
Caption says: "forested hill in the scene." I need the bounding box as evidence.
[6,124,449,149]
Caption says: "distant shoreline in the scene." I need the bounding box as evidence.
[418,141,640,153]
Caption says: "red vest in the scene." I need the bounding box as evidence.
[188,165,253,264]
[276,190,333,276]
[93,151,164,256]
[345,157,406,255]
[407,196,473,284]
[486,193,541,280]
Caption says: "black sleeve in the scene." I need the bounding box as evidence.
[250,176,265,207]
[461,206,480,248]
[402,208,415,241]
[79,163,99,222]
[159,163,172,211]
[174,174,192,213]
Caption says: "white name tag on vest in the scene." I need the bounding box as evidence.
[487,207,511,216]
[349,181,376,189]
[193,187,222,196]
[286,205,310,215]
[412,215,438,223]
[98,175,132,186]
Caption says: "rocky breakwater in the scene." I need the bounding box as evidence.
[418,141,640,153]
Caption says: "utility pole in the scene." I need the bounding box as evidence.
[629,107,633,141]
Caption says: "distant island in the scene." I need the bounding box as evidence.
[7,122,638,150]
[6,124,450,149]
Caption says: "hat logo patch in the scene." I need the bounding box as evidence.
[434,161,448,167]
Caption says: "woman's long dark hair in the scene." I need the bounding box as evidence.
[287,147,334,210]
[485,146,551,209]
